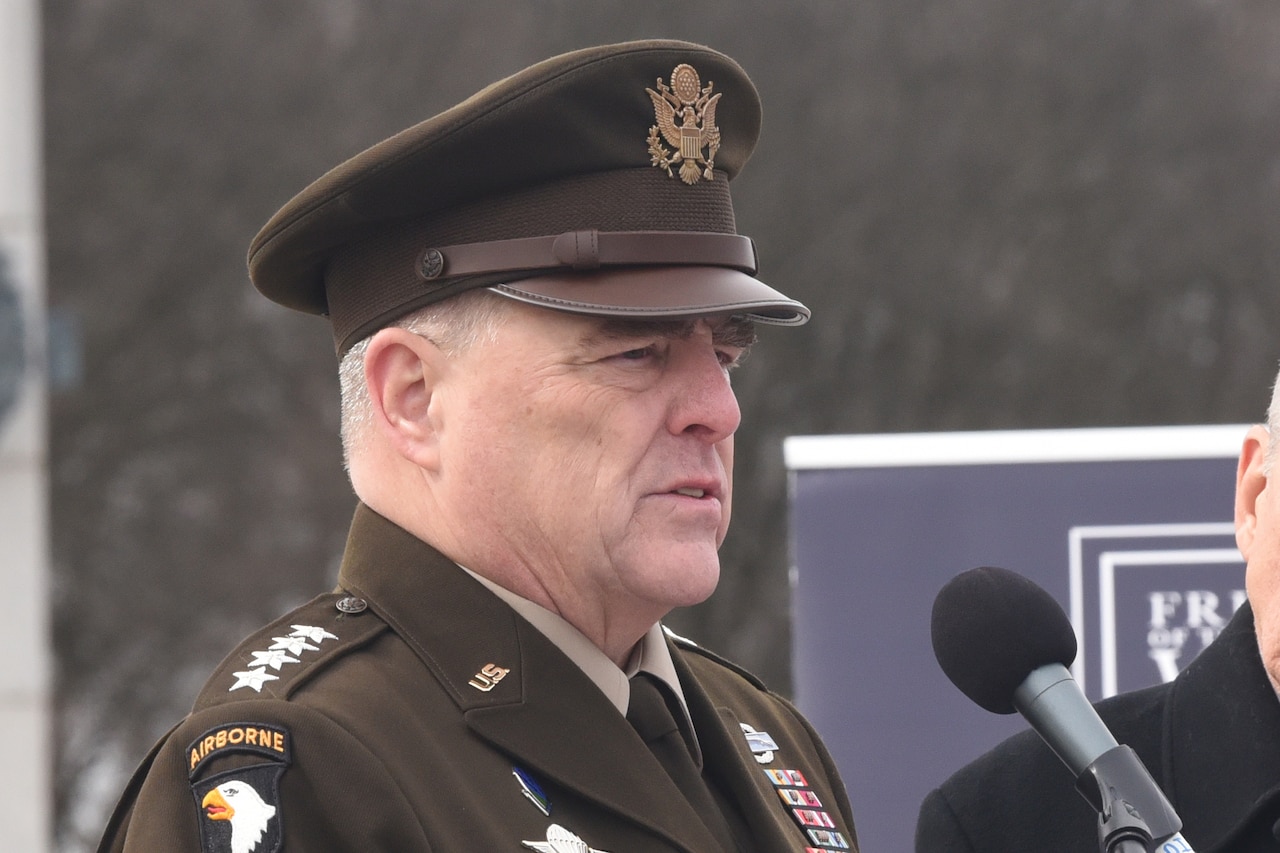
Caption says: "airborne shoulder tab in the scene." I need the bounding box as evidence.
[193,592,388,711]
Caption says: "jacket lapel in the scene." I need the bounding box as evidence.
[1162,603,1280,850]
[336,504,724,852]
[466,627,726,853]
[673,645,806,851]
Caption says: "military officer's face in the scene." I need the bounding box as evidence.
[431,296,752,625]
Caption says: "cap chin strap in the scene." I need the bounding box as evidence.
[414,230,758,281]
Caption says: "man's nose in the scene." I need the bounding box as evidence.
[666,341,742,443]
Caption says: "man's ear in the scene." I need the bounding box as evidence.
[1236,424,1270,560]
[363,327,445,471]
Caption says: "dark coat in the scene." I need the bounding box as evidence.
[915,603,1280,852]
[99,504,858,853]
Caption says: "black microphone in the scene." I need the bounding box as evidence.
[931,566,1194,853]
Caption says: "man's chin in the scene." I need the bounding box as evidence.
[632,551,721,609]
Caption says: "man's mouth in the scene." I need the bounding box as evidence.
[673,487,706,498]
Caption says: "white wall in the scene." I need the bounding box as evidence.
[0,0,51,850]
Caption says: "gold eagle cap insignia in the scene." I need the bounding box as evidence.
[646,63,722,185]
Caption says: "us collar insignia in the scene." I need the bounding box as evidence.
[513,766,550,816]
[522,823,611,853]
[646,63,722,185]
[468,662,511,692]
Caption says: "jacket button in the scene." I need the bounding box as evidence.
[335,596,368,614]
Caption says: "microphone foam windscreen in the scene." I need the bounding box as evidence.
[931,566,1078,714]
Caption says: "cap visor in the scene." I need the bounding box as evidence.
[490,266,809,325]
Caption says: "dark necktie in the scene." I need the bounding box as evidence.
[626,673,746,852]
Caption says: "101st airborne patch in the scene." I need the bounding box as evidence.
[188,722,292,853]
[646,63,722,185]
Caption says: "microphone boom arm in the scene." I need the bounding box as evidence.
[1008,666,1198,845]
[1081,746,1189,853]
[1014,664,1193,853]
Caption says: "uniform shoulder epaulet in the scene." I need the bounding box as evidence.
[663,625,768,691]
[192,591,389,711]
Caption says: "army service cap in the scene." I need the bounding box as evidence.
[247,39,810,355]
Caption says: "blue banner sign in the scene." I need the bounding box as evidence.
[784,425,1247,853]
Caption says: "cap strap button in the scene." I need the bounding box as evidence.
[418,249,445,279]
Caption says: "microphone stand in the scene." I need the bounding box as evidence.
[1075,746,1194,853]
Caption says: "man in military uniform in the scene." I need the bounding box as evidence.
[98,40,858,853]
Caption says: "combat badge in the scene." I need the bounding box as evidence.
[646,63,722,185]
[188,722,291,853]
[739,722,778,764]
[522,823,611,853]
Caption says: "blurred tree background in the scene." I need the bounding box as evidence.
[44,1,1280,850]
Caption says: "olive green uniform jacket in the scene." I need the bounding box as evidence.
[99,504,858,853]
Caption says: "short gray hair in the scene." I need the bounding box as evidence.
[1266,365,1280,476]
[338,288,514,470]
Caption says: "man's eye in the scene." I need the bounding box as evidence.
[616,346,656,361]
[717,349,744,369]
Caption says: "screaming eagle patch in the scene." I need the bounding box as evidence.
[188,722,291,853]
